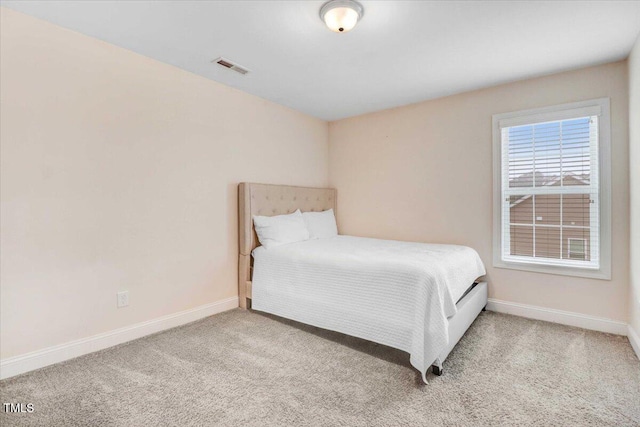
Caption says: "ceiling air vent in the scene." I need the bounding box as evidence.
[213,57,249,75]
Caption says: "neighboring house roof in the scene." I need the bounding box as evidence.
[508,172,590,208]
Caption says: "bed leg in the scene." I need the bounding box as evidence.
[431,359,443,376]
[482,305,487,311]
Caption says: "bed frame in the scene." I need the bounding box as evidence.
[237,182,487,377]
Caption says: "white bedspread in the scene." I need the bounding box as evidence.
[251,235,486,380]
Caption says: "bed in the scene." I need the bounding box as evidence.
[238,182,487,382]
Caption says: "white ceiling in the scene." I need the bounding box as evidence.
[2,1,640,121]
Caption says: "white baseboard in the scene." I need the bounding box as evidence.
[0,296,238,380]
[628,326,640,361]
[486,298,628,336]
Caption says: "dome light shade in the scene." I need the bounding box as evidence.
[320,0,364,33]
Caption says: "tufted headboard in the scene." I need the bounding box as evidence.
[238,183,337,308]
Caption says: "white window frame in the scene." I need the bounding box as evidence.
[492,98,611,280]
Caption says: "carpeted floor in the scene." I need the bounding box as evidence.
[1,309,639,427]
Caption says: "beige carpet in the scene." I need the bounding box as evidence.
[1,309,639,426]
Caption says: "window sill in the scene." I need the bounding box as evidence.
[493,259,611,280]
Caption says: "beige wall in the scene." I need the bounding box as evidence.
[329,61,629,322]
[0,8,329,359]
[630,34,640,335]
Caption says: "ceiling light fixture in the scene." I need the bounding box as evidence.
[320,0,364,33]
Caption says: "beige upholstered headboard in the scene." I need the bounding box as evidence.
[238,183,337,308]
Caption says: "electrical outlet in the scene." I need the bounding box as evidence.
[117,291,129,308]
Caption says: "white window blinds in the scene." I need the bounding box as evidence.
[499,112,600,269]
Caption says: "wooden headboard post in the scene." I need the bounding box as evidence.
[237,183,337,309]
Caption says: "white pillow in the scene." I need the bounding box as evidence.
[253,209,309,249]
[302,209,338,239]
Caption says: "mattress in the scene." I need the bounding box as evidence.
[251,235,486,380]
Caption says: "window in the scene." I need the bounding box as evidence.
[567,238,587,261]
[493,99,611,279]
